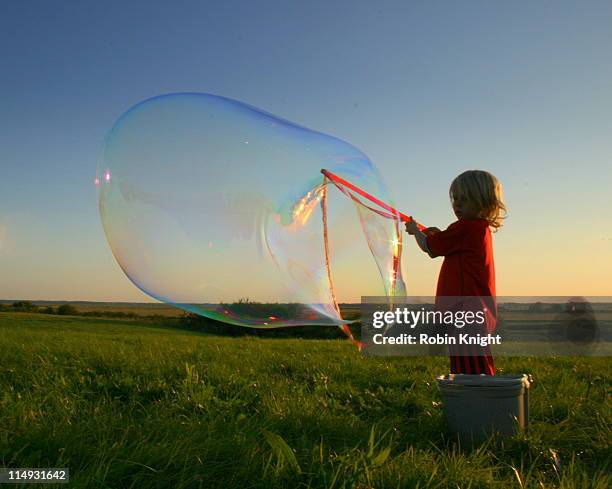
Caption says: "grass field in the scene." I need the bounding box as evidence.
[0,312,610,488]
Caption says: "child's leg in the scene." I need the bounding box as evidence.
[449,343,495,375]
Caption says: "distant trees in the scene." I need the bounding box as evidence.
[57,304,77,315]
[0,301,153,320]
[1,301,77,315]
[178,299,356,339]
[11,300,37,312]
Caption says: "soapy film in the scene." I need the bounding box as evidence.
[97,93,406,331]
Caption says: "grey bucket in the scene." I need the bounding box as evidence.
[436,374,533,443]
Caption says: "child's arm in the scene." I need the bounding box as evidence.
[405,221,438,258]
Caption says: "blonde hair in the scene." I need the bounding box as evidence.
[449,170,506,230]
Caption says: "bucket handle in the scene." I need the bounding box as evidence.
[524,374,534,432]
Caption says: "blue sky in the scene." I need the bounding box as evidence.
[1,0,611,301]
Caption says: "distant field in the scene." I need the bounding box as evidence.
[6,301,185,317]
[64,303,183,317]
[0,312,609,488]
[0,301,363,318]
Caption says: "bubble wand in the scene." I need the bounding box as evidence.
[320,169,426,230]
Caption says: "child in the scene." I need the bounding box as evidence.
[405,170,506,375]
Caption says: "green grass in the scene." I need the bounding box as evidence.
[0,313,609,488]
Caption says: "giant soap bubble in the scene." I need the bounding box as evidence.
[97,93,405,329]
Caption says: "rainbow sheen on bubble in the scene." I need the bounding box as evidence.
[97,93,405,328]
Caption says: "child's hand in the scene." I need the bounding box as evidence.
[405,219,419,235]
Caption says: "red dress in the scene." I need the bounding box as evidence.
[426,218,496,375]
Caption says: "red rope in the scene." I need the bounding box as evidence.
[321,176,363,350]
[320,183,341,318]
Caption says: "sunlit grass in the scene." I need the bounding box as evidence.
[0,312,609,488]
